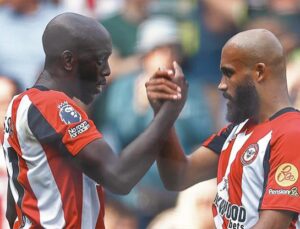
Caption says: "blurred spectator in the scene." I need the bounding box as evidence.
[287,49,300,108]
[97,0,124,19]
[0,0,64,90]
[244,17,299,55]
[0,76,21,229]
[105,200,138,229]
[92,15,214,228]
[188,0,245,84]
[147,179,217,229]
[100,0,151,81]
[146,208,177,229]
[248,0,300,38]
[60,0,98,17]
[185,0,246,130]
[59,0,123,19]
[174,178,216,229]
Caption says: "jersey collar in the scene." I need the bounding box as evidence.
[269,107,298,121]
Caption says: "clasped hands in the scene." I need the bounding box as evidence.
[145,61,188,115]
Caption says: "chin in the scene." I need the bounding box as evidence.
[77,94,94,105]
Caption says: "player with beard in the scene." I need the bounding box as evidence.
[146,29,300,228]
[2,13,187,228]
[224,77,259,125]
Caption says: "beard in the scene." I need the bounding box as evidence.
[77,64,98,105]
[78,91,94,105]
[224,81,259,125]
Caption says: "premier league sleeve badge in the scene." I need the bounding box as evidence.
[58,101,82,124]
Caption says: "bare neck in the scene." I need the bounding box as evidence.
[257,90,292,123]
[35,70,73,98]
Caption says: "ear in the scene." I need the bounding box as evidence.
[62,50,74,71]
[255,63,265,82]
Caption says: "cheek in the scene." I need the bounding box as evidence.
[79,63,98,82]
[229,79,244,99]
[224,81,237,100]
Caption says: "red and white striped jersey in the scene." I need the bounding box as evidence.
[2,86,105,229]
[204,107,300,229]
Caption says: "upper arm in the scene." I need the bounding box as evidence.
[27,95,113,183]
[252,210,295,229]
[28,97,102,157]
[260,129,300,214]
[72,138,118,187]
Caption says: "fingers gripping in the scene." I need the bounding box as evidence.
[145,75,181,100]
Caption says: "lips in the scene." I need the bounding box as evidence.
[99,78,107,85]
[94,81,106,94]
[223,92,232,100]
[96,76,107,86]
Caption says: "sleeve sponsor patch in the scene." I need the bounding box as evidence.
[68,121,90,138]
[268,187,299,197]
[275,163,298,187]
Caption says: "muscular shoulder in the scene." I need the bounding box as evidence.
[271,110,300,138]
[25,88,86,125]
[26,88,71,107]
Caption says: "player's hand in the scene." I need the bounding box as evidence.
[146,62,186,114]
[166,61,188,114]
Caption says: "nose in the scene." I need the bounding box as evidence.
[102,64,111,77]
[218,76,227,91]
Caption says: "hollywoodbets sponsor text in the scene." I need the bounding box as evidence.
[214,193,246,229]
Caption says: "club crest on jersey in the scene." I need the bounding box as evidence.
[241,143,259,166]
[58,101,81,124]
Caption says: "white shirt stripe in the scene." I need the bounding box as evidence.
[81,174,100,229]
[215,120,251,228]
[2,97,20,207]
[16,95,65,228]
[241,131,272,227]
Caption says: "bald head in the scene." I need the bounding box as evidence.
[42,12,111,59]
[220,29,291,123]
[223,29,286,78]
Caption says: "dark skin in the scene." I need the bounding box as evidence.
[6,13,187,227]
[146,29,295,228]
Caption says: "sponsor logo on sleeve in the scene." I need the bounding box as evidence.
[58,101,82,124]
[268,187,299,197]
[68,121,90,138]
[275,163,298,187]
[241,143,259,166]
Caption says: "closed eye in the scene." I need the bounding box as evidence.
[97,55,110,66]
[221,67,234,78]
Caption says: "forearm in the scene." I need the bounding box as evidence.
[112,101,183,193]
[157,127,188,191]
[250,210,294,229]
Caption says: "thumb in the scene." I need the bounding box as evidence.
[173,61,184,79]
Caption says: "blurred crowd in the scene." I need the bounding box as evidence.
[1,0,300,228]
